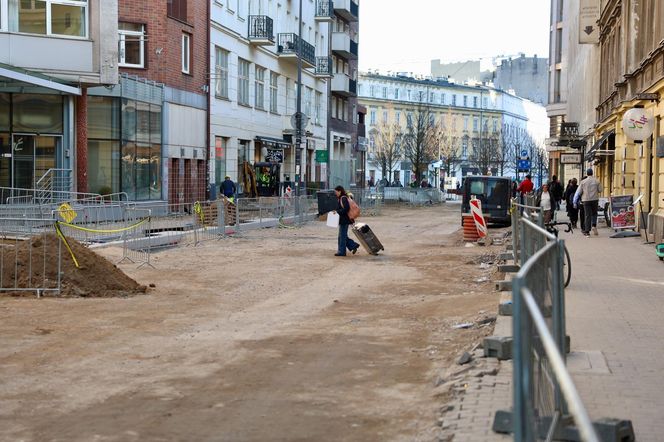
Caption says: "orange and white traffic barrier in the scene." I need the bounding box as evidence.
[470,196,488,238]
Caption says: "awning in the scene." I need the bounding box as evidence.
[255,136,291,150]
[0,63,81,95]
[585,129,615,162]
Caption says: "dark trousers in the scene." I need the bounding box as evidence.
[582,200,599,233]
[338,224,359,255]
[568,206,579,225]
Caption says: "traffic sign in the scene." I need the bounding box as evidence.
[520,149,529,158]
[517,159,531,171]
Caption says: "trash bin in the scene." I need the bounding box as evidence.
[317,190,338,216]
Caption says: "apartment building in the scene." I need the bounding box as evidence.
[210,0,334,196]
[86,0,209,203]
[0,0,118,193]
[358,73,547,186]
[591,0,664,242]
[326,0,360,188]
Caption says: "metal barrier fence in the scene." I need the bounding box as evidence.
[507,209,599,441]
[511,197,543,264]
[0,218,62,296]
[382,187,445,205]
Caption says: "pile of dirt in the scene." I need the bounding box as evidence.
[1,234,147,298]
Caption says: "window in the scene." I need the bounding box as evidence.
[382,87,387,99]
[214,136,228,187]
[452,95,457,106]
[473,118,479,131]
[167,0,187,22]
[441,93,446,105]
[463,95,468,107]
[382,111,388,124]
[483,97,488,108]
[395,111,401,124]
[429,114,435,126]
[238,58,250,105]
[11,0,88,37]
[493,120,497,132]
[215,47,229,99]
[370,110,376,125]
[315,91,322,125]
[119,23,145,68]
[255,66,266,109]
[304,87,312,118]
[270,72,279,113]
[464,116,469,131]
[462,137,468,158]
[395,89,399,100]
[181,33,191,74]
[407,113,413,127]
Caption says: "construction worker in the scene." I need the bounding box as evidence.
[220,176,236,203]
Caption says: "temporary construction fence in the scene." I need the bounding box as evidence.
[0,217,62,296]
[382,187,445,205]
[494,200,608,441]
[349,189,384,217]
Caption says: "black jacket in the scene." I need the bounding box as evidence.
[563,184,578,205]
[549,180,564,201]
[337,196,353,225]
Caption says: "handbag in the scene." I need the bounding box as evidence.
[343,196,361,221]
[326,211,340,228]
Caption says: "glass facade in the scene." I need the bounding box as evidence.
[10,0,87,37]
[88,96,161,200]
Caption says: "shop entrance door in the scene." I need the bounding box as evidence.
[11,134,59,189]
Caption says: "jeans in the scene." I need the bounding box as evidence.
[583,200,599,233]
[338,224,359,255]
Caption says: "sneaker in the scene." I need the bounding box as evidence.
[583,232,590,237]
[592,226,598,236]
[351,247,359,255]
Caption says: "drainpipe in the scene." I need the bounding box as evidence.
[76,87,88,193]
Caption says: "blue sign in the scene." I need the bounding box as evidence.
[517,159,531,171]
[520,149,529,158]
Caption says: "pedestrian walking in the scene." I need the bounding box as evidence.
[548,175,564,210]
[564,178,579,228]
[517,174,534,195]
[332,185,360,257]
[536,183,554,223]
[575,169,602,237]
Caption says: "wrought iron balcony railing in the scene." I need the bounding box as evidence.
[315,0,334,20]
[248,15,274,43]
[277,33,316,67]
[315,56,333,77]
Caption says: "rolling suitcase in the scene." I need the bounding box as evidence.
[352,222,385,255]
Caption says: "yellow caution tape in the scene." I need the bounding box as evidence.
[55,221,80,268]
[193,201,206,229]
[57,217,149,234]
[57,203,77,223]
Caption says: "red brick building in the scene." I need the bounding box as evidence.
[87,0,209,202]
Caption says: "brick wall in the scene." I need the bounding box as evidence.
[119,0,208,95]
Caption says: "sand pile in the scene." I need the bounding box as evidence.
[0,234,147,298]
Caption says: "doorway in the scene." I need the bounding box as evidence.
[5,134,59,189]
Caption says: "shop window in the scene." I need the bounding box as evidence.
[12,94,63,134]
[119,22,145,68]
[10,0,87,37]
[122,141,136,200]
[88,96,119,140]
[0,94,10,131]
[214,136,227,186]
[88,140,120,195]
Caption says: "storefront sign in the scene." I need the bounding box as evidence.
[579,0,600,44]
[265,149,284,163]
[561,153,582,164]
[315,150,329,163]
[622,108,654,142]
[609,195,636,229]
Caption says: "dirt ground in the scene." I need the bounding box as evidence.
[0,203,503,442]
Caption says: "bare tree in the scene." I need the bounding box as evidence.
[469,124,501,175]
[403,103,437,183]
[495,125,517,177]
[368,122,403,183]
[431,110,461,178]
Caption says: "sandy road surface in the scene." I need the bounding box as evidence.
[0,204,500,442]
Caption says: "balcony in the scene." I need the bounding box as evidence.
[334,0,359,21]
[331,73,357,97]
[315,0,334,21]
[314,56,333,78]
[248,16,275,45]
[331,32,358,60]
[277,33,316,68]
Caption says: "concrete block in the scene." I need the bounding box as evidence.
[556,417,635,441]
[483,336,513,360]
[492,410,512,434]
[495,280,512,291]
[498,252,514,261]
[498,264,520,273]
[505,244,514,251]
[498,302,513,316]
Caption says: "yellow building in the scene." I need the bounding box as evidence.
[592,0,664,242]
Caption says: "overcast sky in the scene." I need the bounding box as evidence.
[358,0,551,75]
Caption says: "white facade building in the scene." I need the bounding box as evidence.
[358,73,548,185]
[210,0,330,195]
